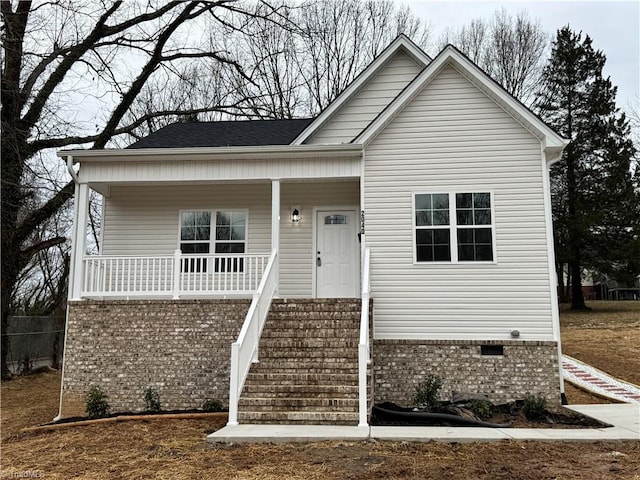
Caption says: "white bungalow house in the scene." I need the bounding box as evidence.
[57,36,569,426]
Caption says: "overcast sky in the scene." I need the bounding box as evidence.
[406,0,640,112]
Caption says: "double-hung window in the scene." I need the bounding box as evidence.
[455,193,493,261]
[415,193,451,262]
[214,211,246,272]
[180,211,211,272]
[179,210,247,272]
[414,192,494,263]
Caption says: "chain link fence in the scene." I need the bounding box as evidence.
[6,316,65,374]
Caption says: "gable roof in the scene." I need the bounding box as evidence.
[127,118,314,149]
[291,34,432,145]
[354,44,569,161]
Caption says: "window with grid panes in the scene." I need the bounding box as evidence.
[214,211,246,272]
[180,211,210,272]
[414,192,494,263]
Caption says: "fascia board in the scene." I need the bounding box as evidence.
[291,35,431,146]
[58,143,363,163]
[355,46,569,151]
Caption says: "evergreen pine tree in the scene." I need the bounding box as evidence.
[536,27,639,309]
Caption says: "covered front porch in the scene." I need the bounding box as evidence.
[71,179,362,301]
[64,144,364,301]
[61,144,372,427]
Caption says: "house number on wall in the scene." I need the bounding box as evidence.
[360,210,365,234]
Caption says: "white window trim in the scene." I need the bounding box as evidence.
[178,209,213,254]
[412,191,497,265]
[177,209,249,254]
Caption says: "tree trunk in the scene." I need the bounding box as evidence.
[1,267,18,379]
[557,262,567,303]
[569,260,587,310]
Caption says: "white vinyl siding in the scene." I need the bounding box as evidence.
[364,64,554,341]
[101,181,359,297]
[102,184,271,257]
[279,181,360,297]
[309,51,422,145]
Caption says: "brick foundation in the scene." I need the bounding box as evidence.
[60,299,249,418]
[60,299,562,419]
[372,339,561,408]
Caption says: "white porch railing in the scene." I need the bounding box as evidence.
[358,246,371,427]
[228,249,278,425]
[81,251,270,298]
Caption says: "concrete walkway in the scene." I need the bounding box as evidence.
[207,404,639,444]
[562,355,640,403]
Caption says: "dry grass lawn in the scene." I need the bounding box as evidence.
[560,301,640,386]
[1,300,639,479]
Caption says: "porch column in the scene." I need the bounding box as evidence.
[70,183,90,300]
[271,179,280,296]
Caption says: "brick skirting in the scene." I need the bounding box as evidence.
[372,339,561,408]
[60,299,249,418]
[60,300,562,419]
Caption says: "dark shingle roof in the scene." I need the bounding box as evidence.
[127,118,315,149]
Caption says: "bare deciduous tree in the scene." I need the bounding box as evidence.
[227,0,431,118]
[439,8,547,104]
[0,0,285,378]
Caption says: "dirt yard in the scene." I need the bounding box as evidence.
[1,301,639,479]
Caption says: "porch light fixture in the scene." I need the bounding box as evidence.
[291,207,301,223]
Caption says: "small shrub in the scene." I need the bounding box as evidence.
[522,393,547,421]
[143,387,161,413]
[413,375,443,410]
[86,386,110,419]
[469,399,493,420]
[202,399,223,412]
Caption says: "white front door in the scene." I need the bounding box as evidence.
[316,210,359,298]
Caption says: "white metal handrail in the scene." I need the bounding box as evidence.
[358,246,371,427]
[228,249,278,425]
[81,252,270,298]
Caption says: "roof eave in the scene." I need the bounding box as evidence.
[544,139,571,165]
[58,143,364,163]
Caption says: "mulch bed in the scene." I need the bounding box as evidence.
[370,401,610,429]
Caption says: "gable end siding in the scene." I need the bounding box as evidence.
[364,65,554,341]
[308,51,422,145]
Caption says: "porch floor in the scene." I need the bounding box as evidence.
[207,404,640,444]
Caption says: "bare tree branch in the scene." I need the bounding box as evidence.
[28,103,252,151]
[20,1,124,128]
[14,180,75,257]
[20,236,67,264]
[438,8,547,104]
[91,3,224,149]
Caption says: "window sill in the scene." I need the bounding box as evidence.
[412,260,498,266]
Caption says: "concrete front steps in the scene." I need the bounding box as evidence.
[237,299,362,425]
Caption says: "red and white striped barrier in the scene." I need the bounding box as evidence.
[562,355,640,403]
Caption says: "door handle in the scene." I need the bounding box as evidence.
[317,256,322,267]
